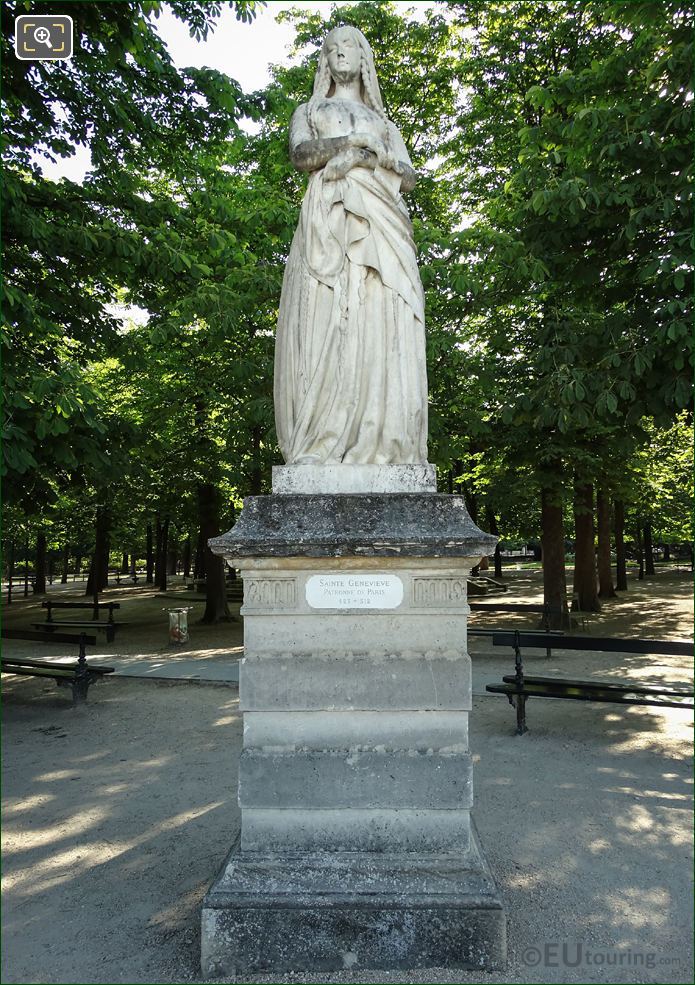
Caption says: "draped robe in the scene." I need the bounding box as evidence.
[274,101,428,465]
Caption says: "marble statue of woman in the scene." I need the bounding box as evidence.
[274,25,429,466]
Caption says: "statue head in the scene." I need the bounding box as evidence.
[311,25,385,114]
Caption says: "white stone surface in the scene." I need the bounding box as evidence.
[238,748,473,809]
[239,653,472,712]
[241,808,472,854]
[305,573,404,609]
[239,559,474,661]
[241,807,470,857]
[272,463,437,494]
[243,710,468,750]
[274,26,428,466]
[234,552,477,859]
[243,612,470,657]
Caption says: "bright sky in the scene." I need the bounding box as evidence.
[39,1,430,183]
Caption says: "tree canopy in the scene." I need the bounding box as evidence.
[2,0,692,617]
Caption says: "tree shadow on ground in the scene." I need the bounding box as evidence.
[2,673,692,984]
[1,676,240,985]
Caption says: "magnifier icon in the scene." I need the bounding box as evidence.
[33,26,53,48]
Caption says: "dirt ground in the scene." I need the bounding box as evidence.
[1,569,693,985]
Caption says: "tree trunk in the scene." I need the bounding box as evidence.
[635,526,645,580]
[485,508,503,579]
[644,522,655,575]
[120,552,129,574]
[167,531,178,575]
[88,506,110,594]
[34,531,47,594]
[614,499,627,591]
[450,459,464,497]
[663,543,671,562]
[100,524,110,590]
[24,533,29,597]
[84,554,100,612]
[194,528,206,580]
[198,482,230,623]
[7,539,15,605]
[86,500,110,602]
[461,480,478,524]
[61,543,70,584]
[541,486,571,629]
[461,482,479,575]
[155,517,162,582]
[156,517,169,593]
[493,543,502,579]
[182,535,192,579]
[146,523,154,584]
[596,486,616,599]
[572,478,601,612]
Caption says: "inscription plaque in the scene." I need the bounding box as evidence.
[244,578,296,608]
[412,577,468,606]
[306,574,403,610]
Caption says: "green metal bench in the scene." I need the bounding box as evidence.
[30,600,123,642]
[486,631,693,734]
[1,630,114,703]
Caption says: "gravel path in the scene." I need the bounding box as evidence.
[2,676,691,984]
[2,571,692,984]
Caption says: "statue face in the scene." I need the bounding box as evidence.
[325,28,361,84]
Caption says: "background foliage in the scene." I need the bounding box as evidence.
[2,0,692,617]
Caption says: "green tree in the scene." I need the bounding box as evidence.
[443,0,692,617]
[2,0,262,501]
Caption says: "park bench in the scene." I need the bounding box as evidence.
[468,603,562,657]
[485,630,694,734]
[31,600,122,642]
[468,575,508,596]
[186,580,244,602]
[113,569,139,585]
[1,629,115,702]
[186,580,208,593]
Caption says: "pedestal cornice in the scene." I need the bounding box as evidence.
[210,493,497,560]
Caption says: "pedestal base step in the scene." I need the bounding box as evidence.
[272,463,437,495]
[201,823,506,976]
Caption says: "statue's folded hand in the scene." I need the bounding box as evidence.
[324,147,377,180]
[323,150,352,180]
[347,131,385,155]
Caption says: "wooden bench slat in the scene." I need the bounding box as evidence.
[470,603,547,613]
[502,673,693,697]
[2,665,76,680]
[487,631,694,733]
[1,656,114,674]
[0,630,111,702]
[487,682,694,709]
[31,622,116,640]
[42,601,120,609]
[2,629,98,645]
[491,633,693,657]
[469,628,565,637]
[33,620,124,628]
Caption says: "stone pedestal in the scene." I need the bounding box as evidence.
[202,484,506,976]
